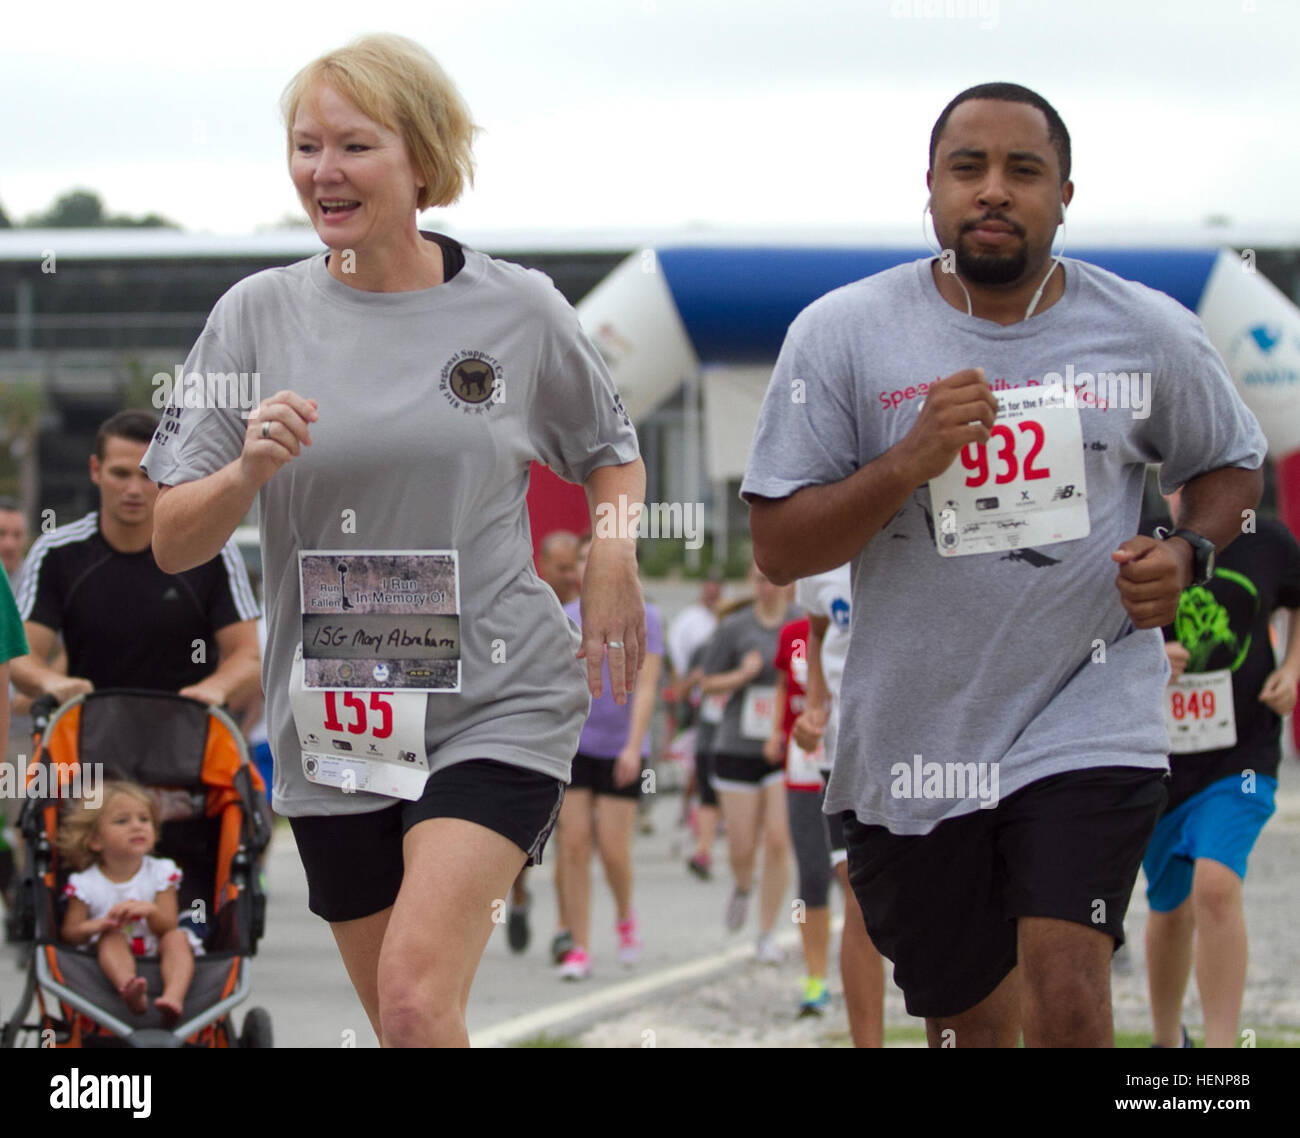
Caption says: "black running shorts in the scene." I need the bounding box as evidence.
[289,758,565,923]
[568,752,642,800]
[841,765,1167,1019]
[713,751,784,792]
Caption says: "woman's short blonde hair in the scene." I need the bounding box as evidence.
[58,780,161,873]
[281,33,478,211]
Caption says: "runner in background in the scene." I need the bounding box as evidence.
[0,572,26,755]
[1142,496,1300,1048]
[699,565,797,961]
[0,501,69,940]
[0,499,26,590]
[235,562,275,822]
[684,635,724,879]
[792,565,885,1045]
[0,498,28,925]
[537,530,582,606]
[664,571,723,872]
[0,497,67,717]
[12,412,261,711]
[667,571,722,686]
[514,529,582,958]
[767,612,829,1013]
[0,551,28,937]
[555,538,663,978]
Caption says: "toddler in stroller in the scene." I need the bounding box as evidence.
[59,781,196,1026]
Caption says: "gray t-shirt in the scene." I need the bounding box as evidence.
[741,257,1266,835]
[142,241,639,816]
[699,603,800,758]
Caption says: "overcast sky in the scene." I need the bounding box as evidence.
[4,0,1297,239]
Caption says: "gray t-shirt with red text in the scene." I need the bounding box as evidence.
[742,257,1266,835]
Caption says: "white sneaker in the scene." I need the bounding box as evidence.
[756,933,783,965]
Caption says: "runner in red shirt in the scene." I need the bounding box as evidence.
[766,616,833,1014]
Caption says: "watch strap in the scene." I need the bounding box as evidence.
[1155,526,1215,586]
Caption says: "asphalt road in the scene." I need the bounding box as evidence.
[0,783,782,1047]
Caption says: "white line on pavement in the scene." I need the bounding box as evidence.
[471,916,844,1048]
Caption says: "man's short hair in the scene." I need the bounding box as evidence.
[0,496,22,514]
[95,410,159,460]
[929,82,1071,185]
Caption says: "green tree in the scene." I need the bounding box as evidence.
[0,379,48,521]
[30,189,105,227]
[110,211,179,229]
[0,200,10,228]
[26,188,178,229]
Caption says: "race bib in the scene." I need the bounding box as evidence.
[291,551,461,801]
[700,693,727,725]
[785,737,824,790]
[1165,669,1237,754]
[928,386,1089,557]
[289,644,433,800]
[740,685,777,741]
[299,551,460,691]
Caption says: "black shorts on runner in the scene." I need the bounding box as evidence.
[713,752,784,792]
[289,758,565,923]
[824,800,846,866]
[569,751,642,800]
[841,765,1167,1019]
[696,751,718,808]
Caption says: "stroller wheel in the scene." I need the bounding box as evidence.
[239,1006,273,1049]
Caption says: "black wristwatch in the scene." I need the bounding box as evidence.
[1154,526,1216,587]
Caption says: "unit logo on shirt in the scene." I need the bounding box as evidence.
[441,350,503,413]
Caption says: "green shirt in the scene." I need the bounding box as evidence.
[0,571,28,663]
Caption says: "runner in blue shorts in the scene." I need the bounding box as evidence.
[1142,504,1300,1048]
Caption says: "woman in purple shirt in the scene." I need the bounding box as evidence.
[556,539,663,979]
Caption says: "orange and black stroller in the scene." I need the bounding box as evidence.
[1,690,272,1048]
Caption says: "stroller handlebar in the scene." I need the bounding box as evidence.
[30,693,60,733]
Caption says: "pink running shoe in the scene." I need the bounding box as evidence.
[616,913,641,965]
[558,947,592,981]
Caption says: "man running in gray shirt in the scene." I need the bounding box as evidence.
[743,82,1266,1048]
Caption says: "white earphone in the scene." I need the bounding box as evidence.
[923,197,1068,319]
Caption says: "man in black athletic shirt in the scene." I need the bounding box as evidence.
[11,411,260,708]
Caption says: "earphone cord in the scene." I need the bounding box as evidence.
[923,202,1067,320]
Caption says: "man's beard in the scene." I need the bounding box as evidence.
[954,235,1028,285]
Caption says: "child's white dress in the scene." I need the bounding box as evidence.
[65,856,196,955]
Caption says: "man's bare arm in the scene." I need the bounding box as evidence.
[1175,466,1265,554]
[10,623,92,702]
